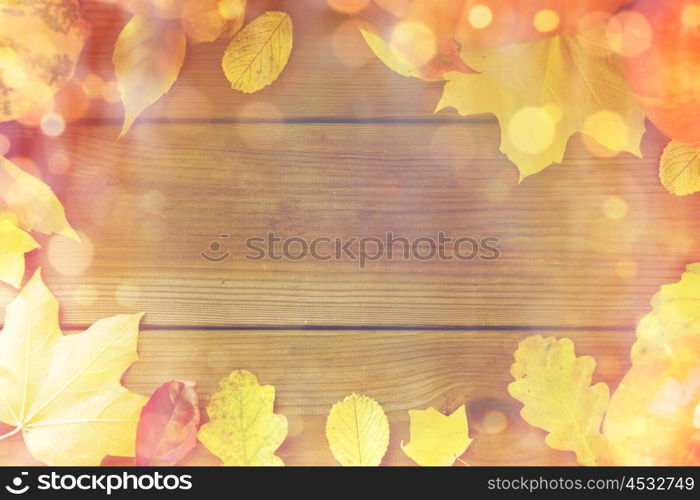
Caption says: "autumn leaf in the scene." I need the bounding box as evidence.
[659,141,700,196]
[604,337,700,466]
[182,0,247,44]
[136,380,200,466]
[508,336,609,465]
[222,11,293,94]
[438,26,645,180]
[114,15,187,137]
[0,156,78,241]
[198,370,287,466]
[0,219,38,288]
[402,405,472,466]
[326,393,390,466]
[632,263,700,363]
[0,270,147,465]
[356,3,471,81]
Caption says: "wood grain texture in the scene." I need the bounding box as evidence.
[0,122,693,328]
[0,329,632,466]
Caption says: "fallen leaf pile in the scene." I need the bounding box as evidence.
[112,1,294,135]
[509,263,700,466]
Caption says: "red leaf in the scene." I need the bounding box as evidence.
[136,380,200,466]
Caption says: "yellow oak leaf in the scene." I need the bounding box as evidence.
[198,370,287,466]
[0,270,147,465]
[326,393,390,466]
[401,405,472,466]
[222,11,293,94]
[0,219,38,288]
[437,26,645,180]
[114,15,187,137]
[0,156,78,241]
[632,263,700,363]
[659,140,700,196]
[508,336,609,465]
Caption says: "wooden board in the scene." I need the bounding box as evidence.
[0,0,690,466]
[0,122,694,328]
[0,329,630,466]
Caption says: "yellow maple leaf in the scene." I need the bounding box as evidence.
[0,156,78,241]
[0,219,38,288]
[114,15,187,137]
[437,26,645,180]
[325,393,390,466]
[222,11,293,94]
[401,405,472,466]
[0,270,147,465]
[508,336,609,465]
[659,140,700,196]
[632,263,700,363]
[198,370,287,466]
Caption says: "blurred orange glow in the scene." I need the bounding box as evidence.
[327,0,370,14]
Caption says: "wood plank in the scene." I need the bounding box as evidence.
[0,329,632,466]
[0,121,693,328]
[59,0,450,123]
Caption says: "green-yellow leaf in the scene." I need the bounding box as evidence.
[198,370,287,466]
[508,336,609,465]
[358,27,419,79]
[0,156,78,241]
[659,140,700,196]
[437,26,645,180]
[402,405,472,466]
[222,11,293,93]
[114,15,186,137]
[0,219,38,288]
[325,393,389,466]
[632,263,700,363]
[0,270,147,465]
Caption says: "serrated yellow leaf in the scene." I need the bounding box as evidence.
[325,393,389,466]
[0,270,147,465]
[0,219,38,288]
[198,370,287,466]
[401,405,472,466]
[659,140,700,196]
[222,11,293,94]
[632,263,700,363]
[437,26,645,180]
[0,156,78,241]
[508,336,609,465]
[114,16,186,137]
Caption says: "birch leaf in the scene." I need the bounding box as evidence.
[0,156,78,241]
[632,263,700,363]
[0,219,38,288]
[222,11,293,93]
[438,26,645,180]
[114,15,187,137]
[326,393,390,466]
[0,270,147,466]
[198,370,287,466]
[659,140,700,196]
[402,405,472,466]
[508,336,609,465]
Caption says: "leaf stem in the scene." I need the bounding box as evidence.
[0,426,21,441]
